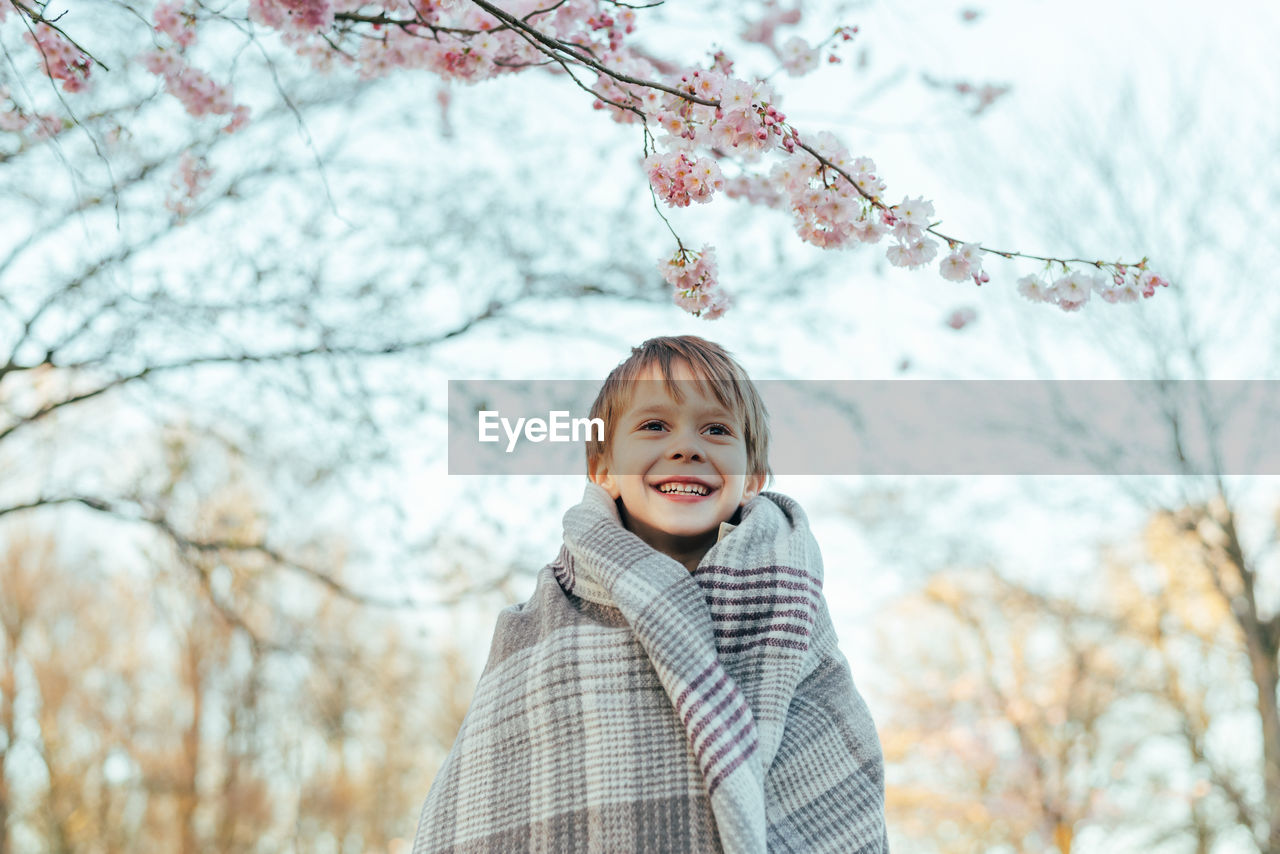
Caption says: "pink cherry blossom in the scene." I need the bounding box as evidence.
[1052,272,1095,312]
[850,213,887,244]
[1113,279,1141,303]
[23,24,91,93]
[1017,274,1053,304]
[939,251,971,282]
[792,188,860,248]
[945,306,977,329]
[956,242,988,285]
[888,195,935,242]
[154,2,196,47]
[224,105,251,134]
[166,150,212,219]
[661,245,717,291]
[779,36,820,76]
[143,49,183,78]
[645,152,723,207]
[1137,270,1170,297]
[0,110,29,132]
[31,114,63,140]
[674,284,732,319]
[850,156,886,198]
[740,2,802,49]
[886,236,939,270]
[249,0,334,34]
[719,78,754,112]
[723,173,786,208]
[142,49,250,132]
[661,245,729,318]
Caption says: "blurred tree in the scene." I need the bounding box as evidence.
[877,567,1122,853]
[0,427,474,852]
[1002,78,1280,852]
[853,60,1280,852]
[877,498,1267,853]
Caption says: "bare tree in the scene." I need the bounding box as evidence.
[858,69,1280,852]
[0,426,475,851]
[877,500,1267,853]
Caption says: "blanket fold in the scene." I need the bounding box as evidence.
[414,484,886,854]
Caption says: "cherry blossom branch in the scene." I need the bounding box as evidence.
[505,5,1134,279]
[488,3,643,120]
[795,139,1150,273]
[3,15,129,228]
[467,0,712,106]
[332,11,477,35]
[333,0,570,40]
[9,0,110,71]
[4,0,1170,318]
[455,1,1168,314]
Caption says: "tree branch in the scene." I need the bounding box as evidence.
[0,296,506,442]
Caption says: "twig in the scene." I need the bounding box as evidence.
[0,298,506,442]
[10,0,110,70]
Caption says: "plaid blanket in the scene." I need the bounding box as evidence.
[413,484,886,853]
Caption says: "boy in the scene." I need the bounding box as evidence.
[414,336,886,853]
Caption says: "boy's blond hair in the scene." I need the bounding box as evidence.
[586,335,773,485]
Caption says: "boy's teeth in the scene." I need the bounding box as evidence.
[658,482,710,495]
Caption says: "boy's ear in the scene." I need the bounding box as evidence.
[589,456,622,499]
[740,472,766,506]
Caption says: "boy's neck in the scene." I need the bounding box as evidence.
[668,547,710,574]
[617,507,717,573]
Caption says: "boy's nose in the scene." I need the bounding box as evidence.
[666,430,706,461]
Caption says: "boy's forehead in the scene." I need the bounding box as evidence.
[621,363,735,417]
[626,394,732,417]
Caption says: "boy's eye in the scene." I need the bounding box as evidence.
[638,420,733,436]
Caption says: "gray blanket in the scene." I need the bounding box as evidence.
[413,483,887,853]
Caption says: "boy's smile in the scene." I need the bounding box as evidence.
[652,475,715,500]
[590,360,764,571]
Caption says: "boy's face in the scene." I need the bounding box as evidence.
[590,360,765,561]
